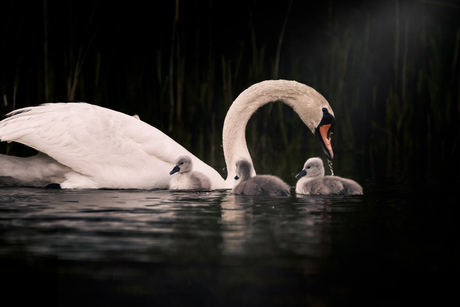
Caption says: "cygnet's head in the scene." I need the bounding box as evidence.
[234,158,253,181]
[169,155,193,175]
[295,157,325,179]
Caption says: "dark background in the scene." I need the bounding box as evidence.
[1,2,460,306]
[1,0,459,191]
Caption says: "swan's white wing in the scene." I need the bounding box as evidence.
[0,103,225,189]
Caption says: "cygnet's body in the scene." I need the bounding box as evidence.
[233,158,291,196]
[295,157,363,195]
[169,155,211,191]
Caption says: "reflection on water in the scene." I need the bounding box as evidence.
[0,187,456,306]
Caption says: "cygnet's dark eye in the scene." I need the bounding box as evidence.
[307,166,310,169]
[180,162,184,165]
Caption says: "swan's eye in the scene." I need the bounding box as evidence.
[307,166,310,169]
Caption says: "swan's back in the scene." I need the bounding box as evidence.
[330,177,363,195]
[297,176,363,195]
[0,103,225,189]
[233,158,291,196]
[233,175,291,196]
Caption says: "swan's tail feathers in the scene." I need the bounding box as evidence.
[0,153,70,187]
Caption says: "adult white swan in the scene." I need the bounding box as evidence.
[0,80,335,189]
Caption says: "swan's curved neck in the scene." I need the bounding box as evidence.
[222,80,333,184]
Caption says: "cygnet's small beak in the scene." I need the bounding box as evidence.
[169,165,180,175]
[295,169,307,179]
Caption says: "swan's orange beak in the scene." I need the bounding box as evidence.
[315,108,335,160]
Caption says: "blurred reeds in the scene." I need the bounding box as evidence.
[0,0,458,185]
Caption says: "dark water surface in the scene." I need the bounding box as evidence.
[0,186,457,306]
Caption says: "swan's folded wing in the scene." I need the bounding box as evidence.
[338,177,363,195]
[0,103,180,181]
[0,103,177,168]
